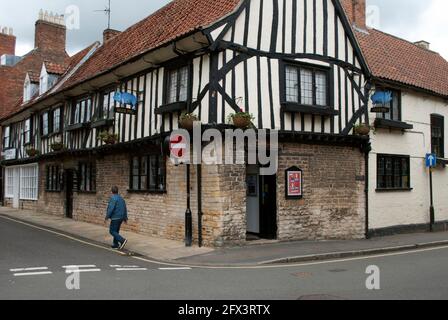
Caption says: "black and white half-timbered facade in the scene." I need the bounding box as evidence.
[1,0,371,246]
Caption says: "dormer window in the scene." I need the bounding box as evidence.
[23,74,38,103]
[39,63,63,95]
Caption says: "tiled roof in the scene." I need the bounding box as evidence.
[44,61,67,75]
[0,43,98,120]
[27,71,40,83]
[61,0,241,90]
[340,0,448,97]
[355,29,448,97]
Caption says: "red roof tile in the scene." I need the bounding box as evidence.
[62,0,241,89]
[341,0,448,97]
[355,29,448,97]
[44,61,67,75]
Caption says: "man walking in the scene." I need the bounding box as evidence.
[105,186,128,250]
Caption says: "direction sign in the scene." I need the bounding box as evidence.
[426,154,437,168]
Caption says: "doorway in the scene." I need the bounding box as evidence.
[65,170,74,219]
[246,166,277,240]
[12,167,20,209]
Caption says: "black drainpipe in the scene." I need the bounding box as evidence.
[365,147,370,239]
[197,164,203,247]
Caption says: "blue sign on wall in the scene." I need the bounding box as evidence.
[371,91,393,105]
[426,154,437,168]
[114,92,138,115]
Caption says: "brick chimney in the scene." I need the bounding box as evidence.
[414,40,430,50]
[351,0,366,29]
[0,26,16,56]
[103,29,121,44]
[35,10,66,53]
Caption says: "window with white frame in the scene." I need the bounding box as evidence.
[23,118,32,145]
[20,164,39,200]
[41,112,49,136]
[5,167,14,198]
[3,126,10,149]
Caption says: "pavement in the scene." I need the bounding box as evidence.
[2,206,448,267]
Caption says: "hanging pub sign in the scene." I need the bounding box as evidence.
[114,92,138,115]
[370,90,392,113]
[285,166,303,199]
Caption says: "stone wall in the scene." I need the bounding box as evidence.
[277,143,366,240]
[3,142,367,246]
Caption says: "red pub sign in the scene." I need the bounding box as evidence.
[286,167,303,199]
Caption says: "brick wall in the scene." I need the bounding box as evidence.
[277,143,366,240]
[35,20,66,54]
[0,33,16,56]
[3,142,366,246]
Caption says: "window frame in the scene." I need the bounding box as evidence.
[376,88,402,122]
[41,111,49,137]
[52,107,62,134]
[3,126,10,150]
[19,164,39,201]
[376,154,412,192]
[78,162,96,193]
[164,64,191,105]
[23,118,32,145]
[71,96,93,125]
[46,165,62,192]
[431,114,445,158]
[129,154,166,193]
[99,88,116,120]
[280,61,332,109]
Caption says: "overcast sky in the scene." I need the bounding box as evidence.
[1,0,447,59]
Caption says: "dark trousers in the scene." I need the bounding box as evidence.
[109,219,125,247]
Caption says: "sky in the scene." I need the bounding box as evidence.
[0,0,447,59]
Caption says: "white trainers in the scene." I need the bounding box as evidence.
[120,239,128,250]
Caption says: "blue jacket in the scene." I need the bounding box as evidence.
[106,194,128,221]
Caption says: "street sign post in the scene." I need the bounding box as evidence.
[426,154,437,232]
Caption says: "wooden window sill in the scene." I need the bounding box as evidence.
[374,119,414,130]
[376,188,413,193]
[281,102,338,116]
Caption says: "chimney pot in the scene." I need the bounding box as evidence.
[35,10,66,53]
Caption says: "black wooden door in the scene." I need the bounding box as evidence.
[259,174,277,239]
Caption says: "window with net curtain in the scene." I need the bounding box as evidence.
[285,65,328,107]
[166,66,189,104]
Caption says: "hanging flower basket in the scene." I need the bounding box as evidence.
[179,113,199,131]
[228,111,254,129]
[51,142,65,152]
[98,131,119,145]
[354,123,371,136]
[26,148,39,157]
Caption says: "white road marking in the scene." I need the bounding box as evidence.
[158,267,192,271]
[110,265,140,268]
[115,268,148,271]
[10,267,48,272]
[65,269,101,274]
[62,265,97,269]
[4,214,448,271]
[13,271,53,277]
